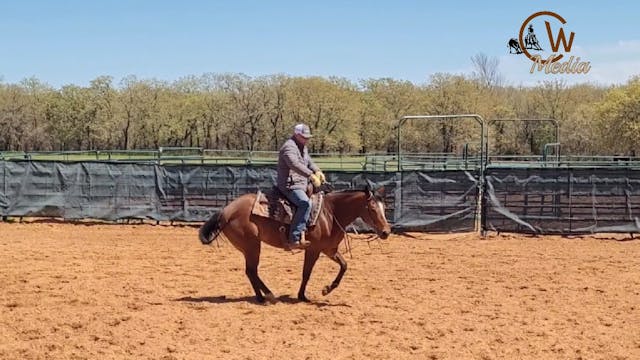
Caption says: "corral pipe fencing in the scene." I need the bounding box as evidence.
[3,111,640,235]
[0,160,479,233]
[396,114,486,232]
[396,115,486,173]
[483,167,640,234]
[487,118,560,162]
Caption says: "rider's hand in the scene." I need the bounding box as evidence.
[315,170,326,183]
[309,173,322,188]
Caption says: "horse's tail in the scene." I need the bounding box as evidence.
[199,211,223,245]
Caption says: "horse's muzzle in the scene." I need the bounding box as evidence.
[380,231,390,239]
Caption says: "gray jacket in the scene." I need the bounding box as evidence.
[277,138,319,191]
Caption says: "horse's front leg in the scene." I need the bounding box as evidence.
[297,249,320,302]
[321,250,347,296]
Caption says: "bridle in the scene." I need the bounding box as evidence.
[331,189,387,258]
[365,193,383,222]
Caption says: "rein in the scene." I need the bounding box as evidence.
[332,215,354,259]
[330,192,385,258]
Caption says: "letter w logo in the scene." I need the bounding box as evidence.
[545,21,575,52]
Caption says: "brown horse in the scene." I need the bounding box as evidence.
[198,185,391,303]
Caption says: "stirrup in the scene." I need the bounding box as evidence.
[284,233,311,251]
[299,232,311,246]
[285,242,305,251]
[284,241,310,251]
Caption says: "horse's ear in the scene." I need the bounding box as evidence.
[322,182,334,193]
[364,184,373,199]
[375,186,385,197]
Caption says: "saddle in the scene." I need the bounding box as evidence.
[251,187,324,226]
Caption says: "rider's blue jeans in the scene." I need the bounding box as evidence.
[281,188,311,243]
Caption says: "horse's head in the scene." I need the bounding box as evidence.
[358,185,391,239]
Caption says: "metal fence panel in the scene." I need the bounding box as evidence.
[483,168,640,234]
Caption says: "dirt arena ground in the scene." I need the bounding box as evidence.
[1,222,639,359]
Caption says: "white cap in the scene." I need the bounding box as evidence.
[293,124,313,138]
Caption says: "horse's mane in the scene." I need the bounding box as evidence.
[326,187,384,202]
[332,189,363,193]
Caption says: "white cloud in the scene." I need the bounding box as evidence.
[577,40,640,55]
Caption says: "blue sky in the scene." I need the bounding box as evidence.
[1,0,638,88]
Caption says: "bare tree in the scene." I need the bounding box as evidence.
[471,53,503,89]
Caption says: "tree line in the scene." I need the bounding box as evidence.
[1,67,639,156]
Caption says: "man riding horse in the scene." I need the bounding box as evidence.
[199,126,391,302]
[277,123,325,250]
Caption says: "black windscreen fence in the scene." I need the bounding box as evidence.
[483,167,640,234]
[5,160,640,235]
[394,170,478,232]
[0,161,479,233]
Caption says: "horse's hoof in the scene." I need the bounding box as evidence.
[264,292,277,304]
[322,285,332,296]
[297,294,310,303]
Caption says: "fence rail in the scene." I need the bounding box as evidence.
[0,148,487,171]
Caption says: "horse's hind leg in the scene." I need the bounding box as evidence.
[321,250,347,296]
[244,248,276,304]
